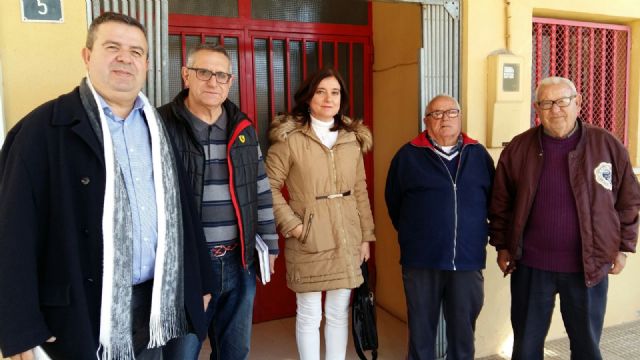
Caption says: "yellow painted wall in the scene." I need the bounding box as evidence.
[371,1,422,323]
[373,0,640,358]
[1,0,639,358]
[465,0,640,357]
[0,1,87,132]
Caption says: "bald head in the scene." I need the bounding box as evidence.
[424,95,462,146]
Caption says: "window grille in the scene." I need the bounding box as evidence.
[251,0,368,25]
[532,18,630,145]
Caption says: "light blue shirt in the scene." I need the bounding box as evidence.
[99,95,158,285]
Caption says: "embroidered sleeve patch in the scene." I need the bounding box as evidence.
[594,162,613,191]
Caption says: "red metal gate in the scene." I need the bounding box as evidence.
[168,2,373,322]
[532,18,630,145]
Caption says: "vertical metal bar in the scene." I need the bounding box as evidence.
[318,40,323,69]
[285,38,291,113]
[154,0,162,105]
[161,0,169,104]
[181,33,187,68]
[121,0,129,15]
[429,5,435,100]
[145,0,154,101]
[442,5,447,96]
[302,39,307,80]
[85,0,93,26]
[92,0,101,20]
[550,24,557,75]
[425,5,431,104]
[588,27,595,124]
[138,0,146,94]
[576,28,583,94]
[435,6,441,95]
[349,42,354,119]
[443,5,449,96]
[563,26,570,78]
[534,23,543,125]
[220,34,225,45]
[130,0,137,18]
[448,6,453,96]
[624,28,631,145]
[430,5,436,98]
[453,5,460,99]
[599,29,606,128]
[268,37,275,121]
[612,30,618,135]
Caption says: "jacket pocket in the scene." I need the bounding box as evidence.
[298,204,336,253]
[300,211,314,244]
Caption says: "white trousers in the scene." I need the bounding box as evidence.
[295,288,352,360]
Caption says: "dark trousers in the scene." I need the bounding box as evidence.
[402,267,484,360]
[131,280,164,359]
[510,264,608,360]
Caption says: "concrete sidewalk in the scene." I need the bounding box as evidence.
[479,319,640,360]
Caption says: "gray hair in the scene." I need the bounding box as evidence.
[186,43,231,72]
[535,77,577,101]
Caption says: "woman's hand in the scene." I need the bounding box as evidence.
[288,224,303,239]
[360,242,370,263]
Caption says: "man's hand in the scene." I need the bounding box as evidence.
[609,252,628,275]
[360,242,370,263]
[269,254,277,275]
[497,249,515,277]
[10,337,56,360]
[203,293,212,311]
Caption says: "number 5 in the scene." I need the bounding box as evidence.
[37,0,48,15]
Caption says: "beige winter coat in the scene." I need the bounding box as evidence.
[265,115,376,293]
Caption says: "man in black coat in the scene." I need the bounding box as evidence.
[0,12,212,360]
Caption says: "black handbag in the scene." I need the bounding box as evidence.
[352,261,378,360]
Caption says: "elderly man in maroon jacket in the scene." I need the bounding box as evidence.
[489,76,640,360]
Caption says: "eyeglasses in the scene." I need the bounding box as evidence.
[187,67,232,84]
[426,109,460,119]
[536,95,576,110]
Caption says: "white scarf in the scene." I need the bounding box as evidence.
[82,78,186,359]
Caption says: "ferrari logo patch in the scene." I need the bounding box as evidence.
[239,135,246,143]
[594,162,613,191]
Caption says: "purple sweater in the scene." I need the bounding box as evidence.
[520,129,583,272]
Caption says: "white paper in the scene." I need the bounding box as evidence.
[255,234,271,284]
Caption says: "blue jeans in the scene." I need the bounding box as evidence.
[510,264,608,360]
[163,247,257,360]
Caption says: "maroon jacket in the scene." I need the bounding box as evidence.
[489,122,640,287]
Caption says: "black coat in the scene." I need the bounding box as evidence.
[0,87,213,358]
[158,90,262,268]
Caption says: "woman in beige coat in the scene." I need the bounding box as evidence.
[265,68,375,360]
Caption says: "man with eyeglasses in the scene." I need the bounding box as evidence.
[0,12,214,360]
[385,95,494,359]
[489,76,640,360]
[158,43,278,360]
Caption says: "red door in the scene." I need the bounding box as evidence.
[168,3,373,322]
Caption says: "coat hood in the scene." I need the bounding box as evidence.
[269,114,373,153]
